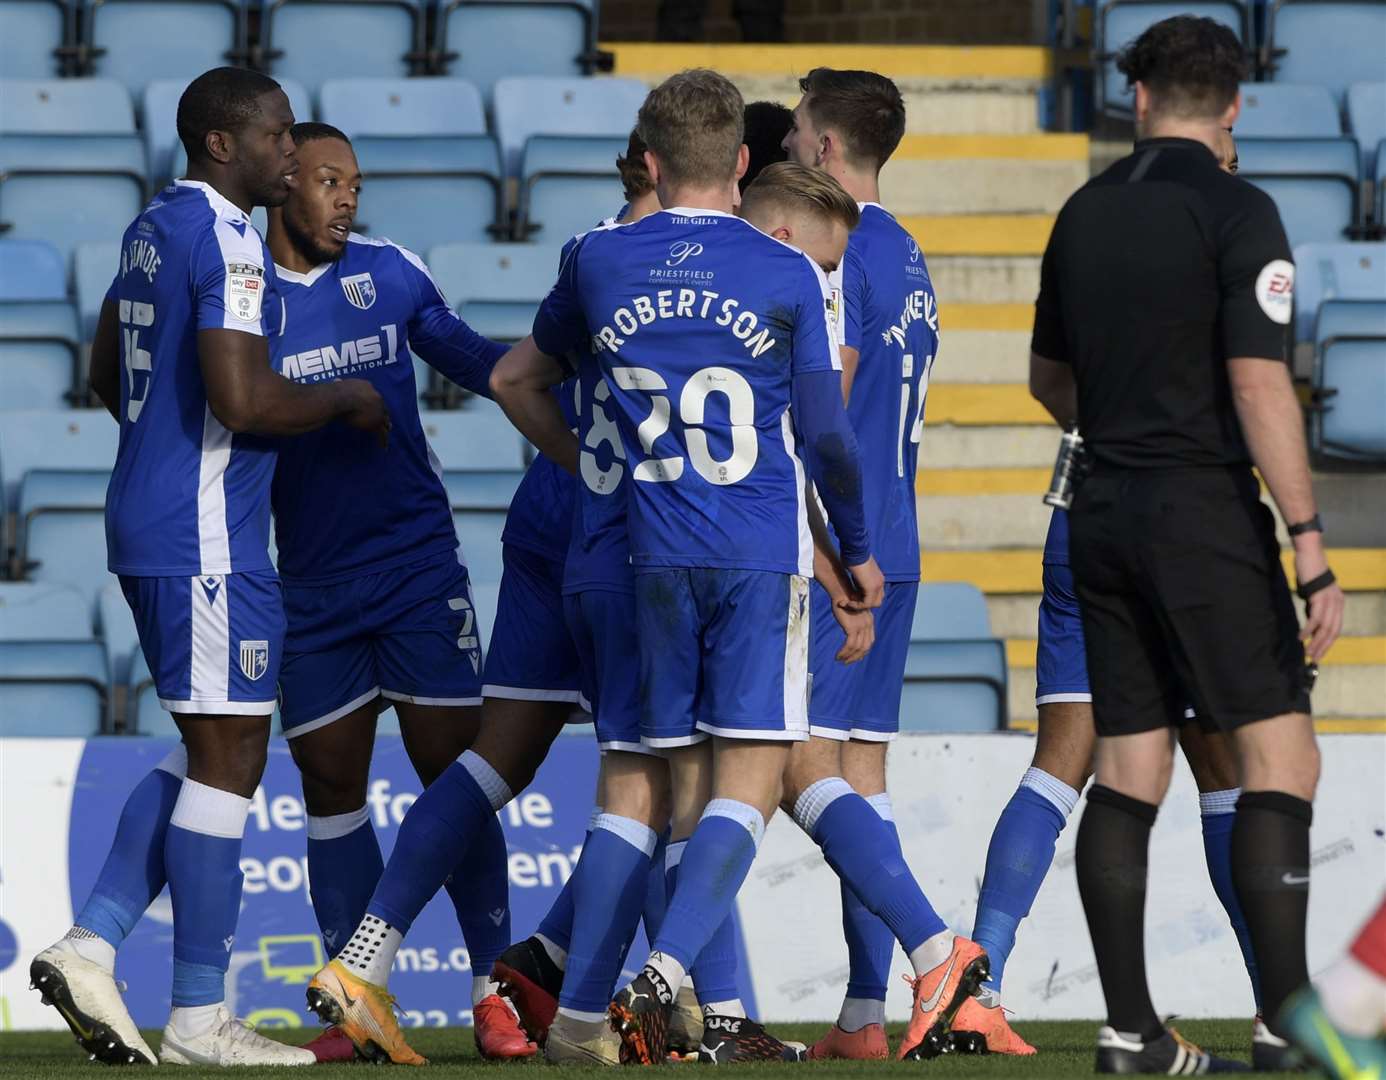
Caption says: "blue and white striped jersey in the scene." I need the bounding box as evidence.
[105,180,281,576]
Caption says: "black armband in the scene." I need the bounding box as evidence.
[1295,569,1336,600]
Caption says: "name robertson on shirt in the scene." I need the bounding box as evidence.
[590,289,778,358]
[281,323,400,381]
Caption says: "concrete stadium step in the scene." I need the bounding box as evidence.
[884,135,1089,216]
[930,256,1039,305]
[921,426,1059,468]
[925,384,1047,425]
[932,303,1030,384]
[604,44,1050,134]
[902,214,1052,257]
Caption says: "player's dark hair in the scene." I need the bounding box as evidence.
[616,127,653,201]
[798,68,905,172]
[1117,15,1248,119]
[741,101,791,193]
[178,67,284,164]
[291,121,351,148]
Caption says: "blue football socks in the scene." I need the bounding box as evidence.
[972,767,1078,993]
[834,792,903,1010]
[558,814,656,1019]
[1200,788,1262,1011]
[535,806,601,960]
[445,808,510,980]
[305,806,383,958]
[165,779,252,1007]
[643,828,670,942]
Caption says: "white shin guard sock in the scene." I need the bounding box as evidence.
[837,996,886,1032]
[907,929,957,977]
[336,915,402,987]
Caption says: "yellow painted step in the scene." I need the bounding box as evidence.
[895,134,1089,161]
[899,214,1053,256]
[604,43,1053,80]
[922,548,1386,594]
[1008,717,1386,734]
[925,384,1051,425]
[942,303,1034,332]
[1005,636,1386,668]
[917,468,1051,496]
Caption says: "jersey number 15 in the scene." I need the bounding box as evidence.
[118,300,155,423]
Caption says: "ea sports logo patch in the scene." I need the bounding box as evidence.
[239,640,269,682]
[341,272,377,310]
[1254,259,1294,325]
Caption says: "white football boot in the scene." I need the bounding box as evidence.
[159,1007,316,1067]
[30,942,158,1066]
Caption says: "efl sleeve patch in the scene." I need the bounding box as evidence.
[225,262,265,323]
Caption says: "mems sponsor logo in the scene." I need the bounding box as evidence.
[281,323,400,381]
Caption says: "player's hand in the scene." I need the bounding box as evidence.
[1294,538,1344,662]
[338,379,391,448]
[843,556,885,610]
[832,602,874,664]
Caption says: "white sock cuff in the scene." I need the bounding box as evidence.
[866,792,894,822]
[306,805,371,840]
[1020,766,1080,818]
[169,779,251,839]
[155,742,188,778]
[791,777,854,836]
[593,813,659,857]
[702,798,766,849]
[665,839,688,872]
[587,804,604,832]
[1199,788,1241,816]
[460,749,512,811]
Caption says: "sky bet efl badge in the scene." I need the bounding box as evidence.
[342,272,377,311]
[225,262,264,322]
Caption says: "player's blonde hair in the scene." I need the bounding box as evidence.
[637,68,744,191]
[739,161,861,233]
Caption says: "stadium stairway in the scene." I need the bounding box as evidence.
[605,42,1386,732]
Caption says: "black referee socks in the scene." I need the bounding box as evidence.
[1232,790,1314,1037]
[1076,785,1163,1041]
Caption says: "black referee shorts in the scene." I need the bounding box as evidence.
[1069,466,1310,737]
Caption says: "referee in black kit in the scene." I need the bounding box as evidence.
[1027,16,1346,1075]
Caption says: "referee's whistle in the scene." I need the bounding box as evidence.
[1043,427,1085,510]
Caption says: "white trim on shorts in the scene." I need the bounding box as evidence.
[282,686,382,740]
[481,684,584,704]
[694,720,810,742]
[1036,692,1093,705]
[642,731,711,749]
[847,727,896,743]
[381,690,483,707]
[809,724,850,742]
[598,739,663,757]
[160,697,277,715]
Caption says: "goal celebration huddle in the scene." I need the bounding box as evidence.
[23,22,1386,1078]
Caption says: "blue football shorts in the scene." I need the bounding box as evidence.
[278,550,483,737]
[808,580,917,741]
[637,568,810,748]
[121,569,285,716]
[1036,561,1092,706]
[563,588,653,755]
[481,544,584,706]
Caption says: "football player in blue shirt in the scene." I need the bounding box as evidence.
[30,68,387,1068]
[491,69,883,1065]
[261,123,536,1061]
[782,68,990,1061]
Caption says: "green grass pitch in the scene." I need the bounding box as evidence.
[0,1019,1310,1077]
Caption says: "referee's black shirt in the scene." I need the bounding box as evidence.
[1031,137,1294,470]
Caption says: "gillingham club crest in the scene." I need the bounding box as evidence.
[239,640,270,682]
[341,272,377,310]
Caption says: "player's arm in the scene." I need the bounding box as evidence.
[1220,197,1343,660]
[200,329,389,443]
[1028,223,1076,427]
[805,485,874,662]
[835,249,866,404]
[401,248,508,397]
[89,298,121,420]
[1030,352,1076,428]
[489,336,578,474]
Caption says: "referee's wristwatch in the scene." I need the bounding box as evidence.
[1287,514,1323,538]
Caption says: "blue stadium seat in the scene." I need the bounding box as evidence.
[127,647,175,736]
[493,75,647,176]
[98,580,139,685]
[1234,83,1340,138]
[143,77,311,185]
[0,133,146,266]
[427,242,562,341]
[1237,137,1362,249]
[1292,241,1386,341]
[0,78,134,133]
[0,582,105,737]
[519,134,628,244]
[20,479,111,609]
[421,402,528,511]
[898,582,1008,732]
[1346,82,1386,180]
[1313,298,1386,461]
[1266,1,1386,105]
[86,0,244,97]
[0,300,82,408]
[0,0,74,78]
[74,242,120,342]
[319,77,485,137]
[0,239,67,301]
[1097,2,1246,115]
[263,0,425,92]
[437,1,600,105]
[351,136,503,253]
